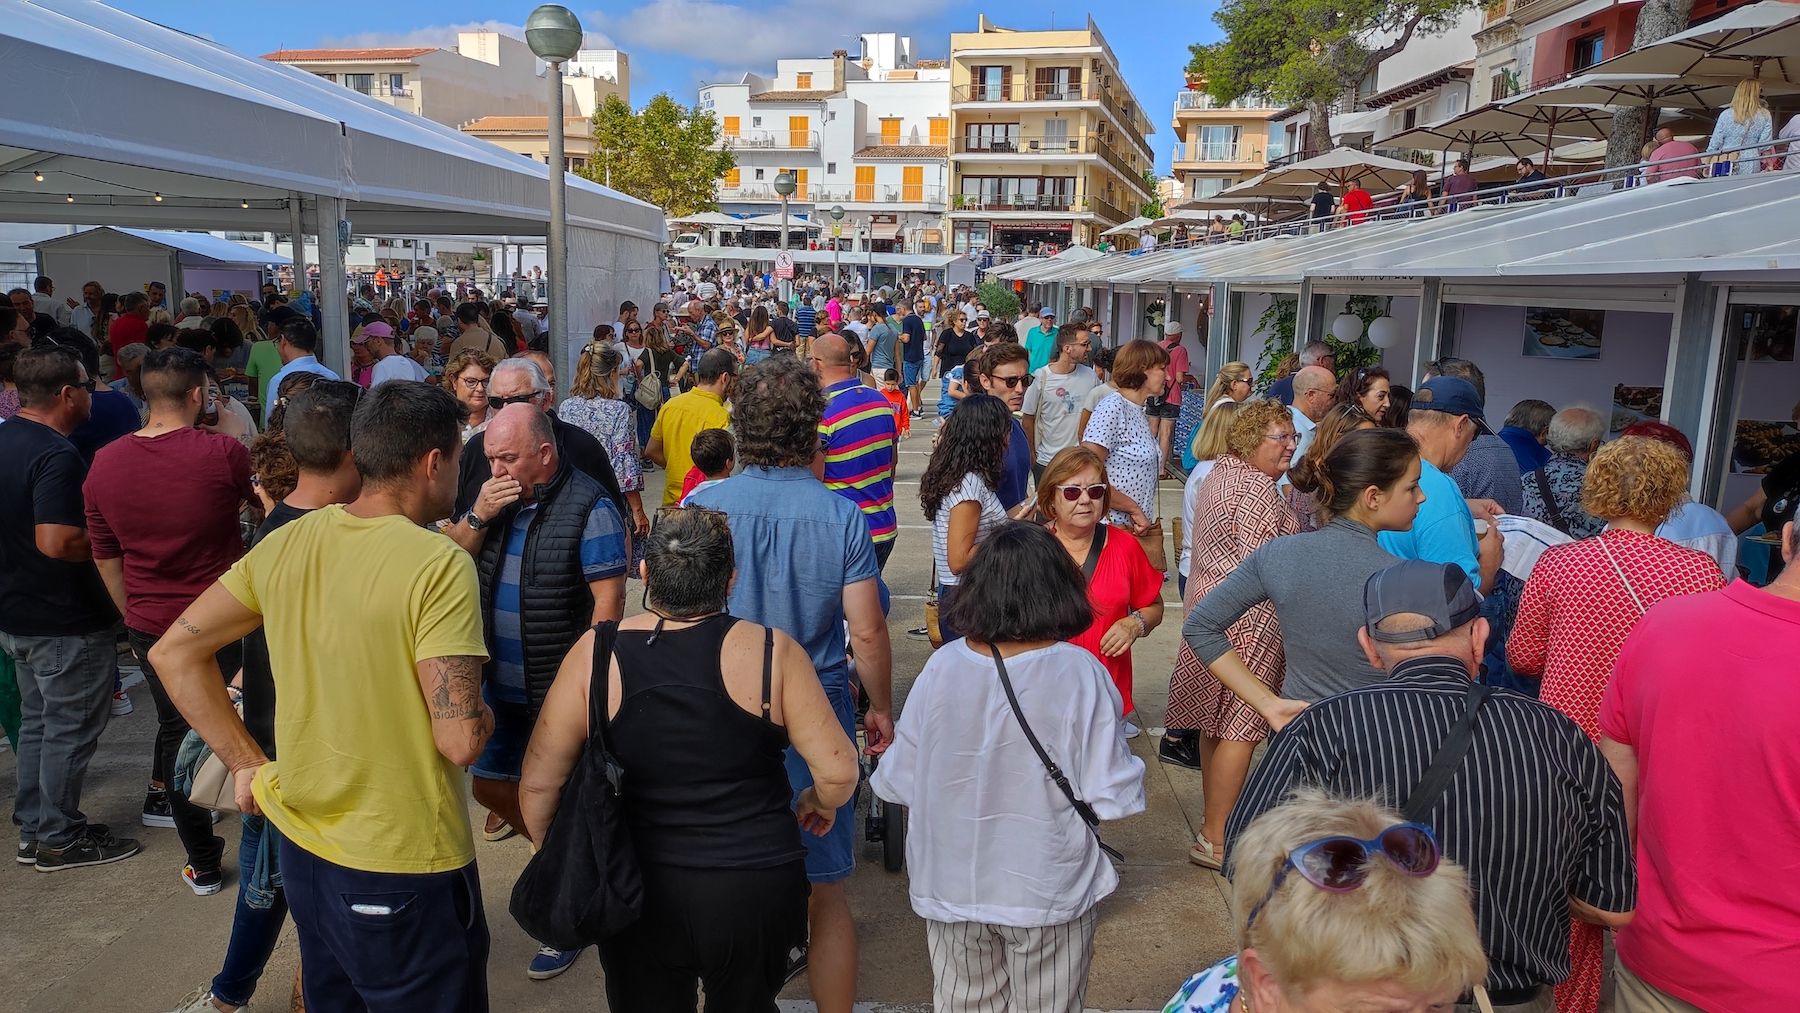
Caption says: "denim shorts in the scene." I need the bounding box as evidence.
[470,684,532,782]
[902,360,922,388]
[784,679,857,884]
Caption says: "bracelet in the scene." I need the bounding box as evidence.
[1129,609,1149,637]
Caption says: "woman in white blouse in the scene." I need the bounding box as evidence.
[873,521,1146,1013]
[1082,338,1169,533]
[920,393,1013,643]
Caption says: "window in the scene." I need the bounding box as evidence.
[880,117,901,145]
[826,162,836,174]
[754,168,765,180]
[1572,32,1606,72]
[855,165,876,201]
[971,65,1009,101]
[902,166,924,202]
[724,167,741,189]
[315,72,336,83]
[723,116,740,139]
[1192,177,1228,199]
[797,72,813,89]
[1197,124,1240,161]
[387,73,406,94]
[1402,106,1419,130]
[752,116,762,127]
[788,116,810,148]
[929,117,949,147]
[1491,71,1514,102]
[1039,118,1071,153]
[1034,66,1082,101]
[346,74,373,95]
[964,122,1020,152]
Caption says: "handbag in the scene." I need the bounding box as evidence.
[176,701,244,813]
[633,357,665,411]
[1133,518,1168,573]
[924,557,944,649]
[509,621,644,948]
[987,644,1124,864]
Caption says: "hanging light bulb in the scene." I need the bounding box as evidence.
[153,192,163,202]
[33,171,44,183]
[65,193,75,203]
[241,198,250,209]
[1330,312,1365,343]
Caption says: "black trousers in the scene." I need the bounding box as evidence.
[130,626,235,873]
[598,860,808,1013]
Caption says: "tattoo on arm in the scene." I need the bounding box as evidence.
[176,617,201,635]
[425,656,485,720]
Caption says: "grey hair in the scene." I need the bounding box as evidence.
[116,342,151,368]
[1547,406,1606,454]
[1299,341,1333,366]
[491,356,549,394]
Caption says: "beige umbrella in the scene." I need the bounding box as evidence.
[1255,146,1425,191]
[1524,73,1800,110]
[1384,98,1615,166]
[1588,2,1800,80]
[1100,215,1155,237]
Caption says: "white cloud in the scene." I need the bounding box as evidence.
[591,0,950,69]
[316,20,617,52]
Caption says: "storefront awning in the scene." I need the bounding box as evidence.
[870,222,902,241]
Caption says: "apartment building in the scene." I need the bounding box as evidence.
[1170,84,1284,202]
[265,33,628,128]
[1474,0,1759,103]
[947,15,1156,254]
[460,117,593,173]
[700,34,950,253]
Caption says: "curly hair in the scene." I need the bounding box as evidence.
[732,353,825,468]
[1224,398,1295,459]
[249,430,298,503]
[920,394,1011,521]
[1582,436,1691,526]
[1335,365,1391,411]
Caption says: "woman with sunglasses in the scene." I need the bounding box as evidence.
[872,521,1144,1013]
[921,395,1013,644]
[1039,446,1164,722]
[1203,360,1254,412]
[1286,402,1377,531]
[1336,365,1393,425]
[1163,789,1486,1013]
[443,348,496,445]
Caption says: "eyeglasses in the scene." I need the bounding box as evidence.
[1263,431,1300,445]
[989,373,1034,390]
[490,393,539,408]
[1245,823,1441,933]
[71,379,97,393]
[1055,483,1107,502]
[460,375,490,388]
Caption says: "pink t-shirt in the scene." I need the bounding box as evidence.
[1646,139,1703,181]
[1599,580,1800,1011]
[1161,339,1192,406]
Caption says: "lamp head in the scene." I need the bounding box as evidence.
[525,5,584,63]
[774,171,797,197]
[830,204,845,220]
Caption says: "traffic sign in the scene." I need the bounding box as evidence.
[774,250,795,279]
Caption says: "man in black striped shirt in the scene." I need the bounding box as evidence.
[1226,561,1633,1011]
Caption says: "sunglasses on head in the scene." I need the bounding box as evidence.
[1245,822,1441,933]
[1055,483,1107,502]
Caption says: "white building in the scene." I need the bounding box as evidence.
[699,33,950,254]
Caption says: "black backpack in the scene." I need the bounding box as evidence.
[509,621,643,948]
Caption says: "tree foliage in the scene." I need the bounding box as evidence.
[1188,0,1480,142]
[976,280,1021,322]
[1605,0,1698,167]
[580,94,736,216]
[1139,168,1166,220]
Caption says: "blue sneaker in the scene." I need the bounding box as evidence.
[527,945,581,981]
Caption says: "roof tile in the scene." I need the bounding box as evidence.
[263,47,437,62]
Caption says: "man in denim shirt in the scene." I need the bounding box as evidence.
[689,353,893,1013]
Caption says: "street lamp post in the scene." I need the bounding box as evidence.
[828,204,844,293]
[526,4,584,386]
[774,170,796,304]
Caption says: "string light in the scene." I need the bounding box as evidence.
[65,194,75,203]
[153,192,163,202]
[241,198,250,209]
[33,171,44,183]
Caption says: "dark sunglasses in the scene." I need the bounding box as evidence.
[490,393,539,408]
[1246,823,1441,933]
[990,373,1034,390]
[70,378,97,393]
[1055,483,1107,502]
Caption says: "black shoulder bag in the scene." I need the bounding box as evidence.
[1401,681,1494,822]
[988,644,1124,863]
[509,621,644,949]
[1081,525,1108,582]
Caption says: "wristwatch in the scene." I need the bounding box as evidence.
[463,510,489,531]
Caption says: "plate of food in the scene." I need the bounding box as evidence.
[1524,308,1605,359]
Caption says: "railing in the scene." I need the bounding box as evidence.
[953,193,1084,212]
[952,133,1144,176]
[1173,142,1265,164]
[716,129,821,150]
[860,131,948,150]
[1087,191,1129,223]
[1174,91,1274,112]
[718,184,948,205]
[718,185,814,202]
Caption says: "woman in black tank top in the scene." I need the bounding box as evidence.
[519,508,858,1011]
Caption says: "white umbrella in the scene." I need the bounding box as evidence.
[1257,146,1426,191]
[1525,73,1800,110]
[1588,1,1800,79]
[668,211,747,227]
[1100,216,1154,237]
[1384,97,1616,164]
[1714,15,1800,73]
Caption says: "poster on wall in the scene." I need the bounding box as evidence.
[1731,418,1800,475]
[1734,304,1798,362]
[1523,307,1605,359]
[1610,384,1664,433]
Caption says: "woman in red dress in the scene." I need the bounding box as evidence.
[1039,446,1165,727]
[1508,436,1725,1013]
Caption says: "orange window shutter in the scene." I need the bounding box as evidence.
[724,167,740,189]
[929,117,949,146]
[881,118,901,145]
[797,72,812,89]
[795,168,808,194]
[789,116,809,148]
[855,166,875,201]
[723,116,739,139]
[902,166,923,202]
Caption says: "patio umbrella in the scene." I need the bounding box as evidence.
[1384,97,1616,167]
[667,211,747,227]
[1587,1,1800,80]
[1524,73,1800,111]
[1714,15,1800,72]
[1100,215,1154,237]
[1257,146,1425,191]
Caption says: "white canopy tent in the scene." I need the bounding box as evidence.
[0,0,665,373]
[989,244,1104,281]
[25,227,289,308]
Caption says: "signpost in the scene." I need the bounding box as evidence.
[774,250,796,281]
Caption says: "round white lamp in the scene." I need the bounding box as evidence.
[1330,312,1365,343]
[1366,315,1403,348]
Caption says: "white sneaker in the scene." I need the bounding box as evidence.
[1123,721,1141,739]
[167,985,242,1012]
[111,690,134,716]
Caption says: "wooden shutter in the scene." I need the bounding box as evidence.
[794,168,808,195]
[929,117,949,147]
[722,116,739,139]
[880,118,901,145]
[855,165,876,201]
[796,72,812,89]
[902,166,923,202]
[724,167,740,189]
[789,116,810,148]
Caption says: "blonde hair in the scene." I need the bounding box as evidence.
[1189,398,1241,464]
[1233,789,1487,998]
[147,307,173,326]
[1582,435,1691,527]
[644,323,672,353]
[1224,398,1294,459]
[227,304,263,342]
[571,341,623,400]
[1732,79,1765,125]
[1205,360,1252,407]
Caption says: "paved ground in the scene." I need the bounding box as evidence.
[0,402,1238,1013]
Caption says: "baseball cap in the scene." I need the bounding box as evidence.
[976,309,991,319]
[1412,376,1485,420]
[1165,320,1184,335]
[1364,560,1483,643]
[1039,306,1056,317]
[360,321,394,340]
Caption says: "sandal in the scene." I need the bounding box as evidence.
[1188,834,1224,871]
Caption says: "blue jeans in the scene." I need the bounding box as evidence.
[280,839,490,1012]
[210,816,290,1007]
[634,401,656,452]
[1,628,114,848]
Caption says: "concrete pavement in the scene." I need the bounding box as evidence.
[0,410,1238,1013]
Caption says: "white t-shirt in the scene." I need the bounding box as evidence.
[1021,363,1101,466]
[1179,459,1218,579]
[932,471,1007,587]
[1082,392,1159,527]
[512,307,539,340]
[1081,382,1118,415]
[371,353,428,386]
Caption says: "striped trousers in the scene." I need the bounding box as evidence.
[925,909,1098,1013]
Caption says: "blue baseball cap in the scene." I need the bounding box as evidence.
[1039,306,1056,317]
[1364,560,1483,643]
[1413,376,1485,420]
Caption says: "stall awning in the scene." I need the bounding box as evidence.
[871,222,902,241]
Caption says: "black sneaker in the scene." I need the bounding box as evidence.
[16,841,36,865]
[35,827,142,872]
[906,626,930,639]
[1158,733,1203,771]
[142,788,175,828]
[781,940,809,988]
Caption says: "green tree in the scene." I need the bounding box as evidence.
[1188,0,1480,147]
[1139,168,1166,220]
[580,93,736,216]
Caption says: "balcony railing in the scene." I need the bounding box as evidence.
[1087,191,1129,223]
[718,184,947,205]
[952,79,1150,138]
[1174,91,1275,113]
[859,132,949,150]
[716,129,821,151]
[953,193,1084,213]
[953,133,1145,176]
[1173,141,1265,164]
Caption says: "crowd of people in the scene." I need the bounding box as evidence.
[1,264,1797,1013]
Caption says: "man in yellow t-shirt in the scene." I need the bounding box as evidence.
[146,381,496,1011]
[647,346,737,505]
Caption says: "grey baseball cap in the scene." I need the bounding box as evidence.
[1363,560,1482,643]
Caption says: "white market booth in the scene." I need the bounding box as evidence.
[24,227,289,307]
[674,246,978,289]
[0,0,665,376]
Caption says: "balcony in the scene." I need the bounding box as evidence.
[1172,141,1265,165]
[953,133,1145,179]
[1087,191,1129,223]
[857,132,950,153]
[952,193,1085,213]
[1174,91,1274,113]
[716,129,821,151]
[953,79,1144,128]
[718,184,947,206]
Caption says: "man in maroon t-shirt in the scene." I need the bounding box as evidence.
[106,291,151,379]
[84,345,254,895]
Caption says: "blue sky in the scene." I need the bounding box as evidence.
[110,0,1221,174]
